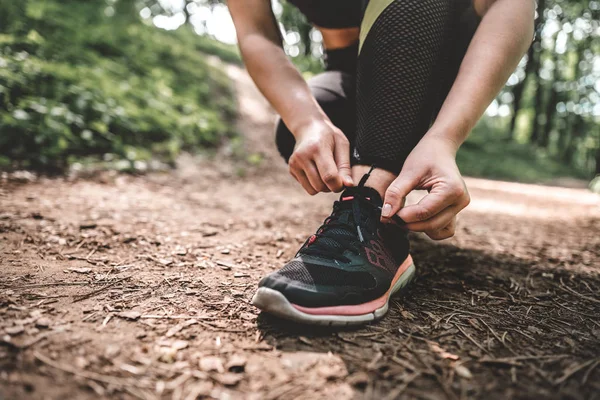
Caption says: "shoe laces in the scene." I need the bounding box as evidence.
[299,166,383,262]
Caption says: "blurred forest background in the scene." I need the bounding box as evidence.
[1,0,599,187]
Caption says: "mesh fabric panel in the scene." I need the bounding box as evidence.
[354,0,456,173]
[278,260,376,289]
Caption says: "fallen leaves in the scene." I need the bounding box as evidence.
[429,343,460,361]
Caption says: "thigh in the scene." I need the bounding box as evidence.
[275,71,356,162]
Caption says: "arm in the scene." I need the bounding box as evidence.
[228,0,353,193]
[381,0,536,239]
[426,0,536,146]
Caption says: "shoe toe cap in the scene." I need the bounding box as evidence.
[258,269,373,308]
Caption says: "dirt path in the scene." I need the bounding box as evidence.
[1,65,599,400]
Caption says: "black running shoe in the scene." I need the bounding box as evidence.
[252,169,416,326]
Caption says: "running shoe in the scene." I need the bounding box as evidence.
[252,169,415,326]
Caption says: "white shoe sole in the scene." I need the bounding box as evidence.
[251,262,416,326]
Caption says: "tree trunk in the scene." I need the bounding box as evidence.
[559,39,586,159]
[183,2,191,24]
[541,85,557,148]
[508,45,537,140]
[539,47,560,149]
[508,0,545,141]
[596,142,600,175]
[299,24,312,56]
[564,115,583,164]
[530,66,546,145]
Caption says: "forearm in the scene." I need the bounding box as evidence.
[426,0,536,151]
[238,35,329,136]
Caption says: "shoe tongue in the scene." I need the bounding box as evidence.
[340,186,383,207]
[304,186,381,256]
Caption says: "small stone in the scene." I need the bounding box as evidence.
[26,327,40,336]
[159,348,178,364]
[120,364,142,375]
[66,267,92,274]
[171,340,189,351]
[347,371,369,388]
[199,356,224,373]
[215,260,235,270]
[454,364,473,379]
[75,356,89,369]
[104,344,121,358]
[214,372,243,386]
[117,311,141,320]
[35,318,51,329]
[5,326,24,335]
[226,355,247,373]
[79,223,97,230]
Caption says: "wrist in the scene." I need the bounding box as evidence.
[422,127,466,155]
[291,117,332,141]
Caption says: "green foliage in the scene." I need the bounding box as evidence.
[457,119,587,183]
[590,175,600,193]
[0,0,236,171]
[503,0,599,179]
[194,35,242,65]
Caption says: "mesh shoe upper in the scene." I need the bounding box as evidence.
[258,183,410,308]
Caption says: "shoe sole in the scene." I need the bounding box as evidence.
[251,256,416,326]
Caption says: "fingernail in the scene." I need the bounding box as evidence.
[344,176,353,185]
[381,203,392,217]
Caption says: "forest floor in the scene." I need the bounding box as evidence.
[1,65,599,400]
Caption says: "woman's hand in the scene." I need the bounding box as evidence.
[381,135,470,240]
[289,119,354,195]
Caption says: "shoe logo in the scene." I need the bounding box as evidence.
[365,239,397,274]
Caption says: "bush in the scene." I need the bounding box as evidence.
[0,0,237,171]
[456,118,587,183]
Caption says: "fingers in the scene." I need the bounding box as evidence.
[426,217,456,240]
[381,172,419,221]
[401,182,469,240]
[304,161,330,193]
[289,150,320,195]
[290,168,317,195]
[289,132,352,194]
[405,205,457,233]
[398,183,469,223]
[315,154,344,192]
[333,135,353,187]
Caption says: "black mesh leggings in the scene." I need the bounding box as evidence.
[276,0,480,174]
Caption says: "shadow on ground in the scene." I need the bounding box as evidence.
[257,234,600,400]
